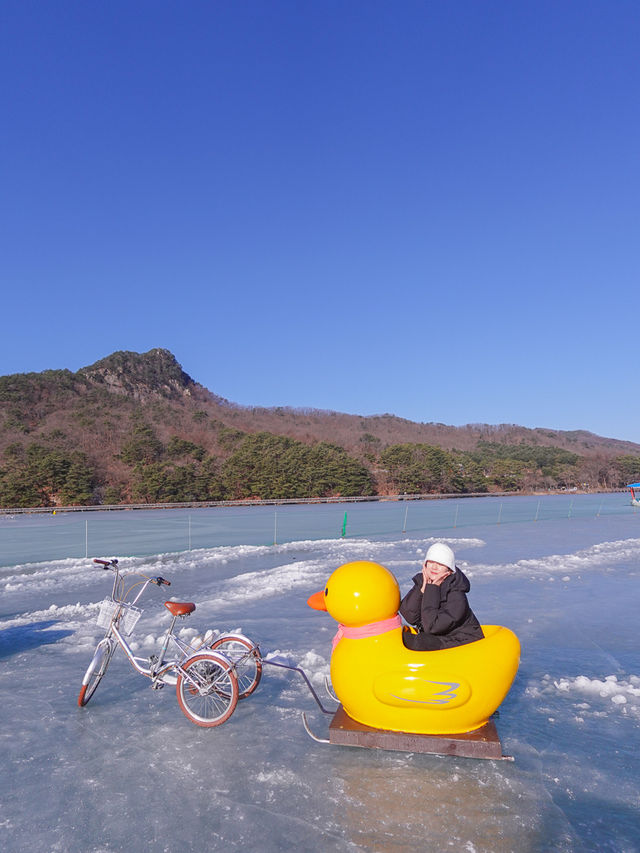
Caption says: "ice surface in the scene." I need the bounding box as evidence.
[1,496,639,852]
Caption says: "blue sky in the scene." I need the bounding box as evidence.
[1,1,639,442]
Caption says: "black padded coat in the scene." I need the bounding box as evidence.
[399,567,484,651]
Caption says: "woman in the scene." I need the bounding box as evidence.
[400,542,484,651]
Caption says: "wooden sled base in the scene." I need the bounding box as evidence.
[325,706,512,761]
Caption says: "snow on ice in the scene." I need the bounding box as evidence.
[1,496,639,852]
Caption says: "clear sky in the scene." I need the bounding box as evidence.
[1,1,639,442]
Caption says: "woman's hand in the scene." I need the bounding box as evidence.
[420,564,430,592]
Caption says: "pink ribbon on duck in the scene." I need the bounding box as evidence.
[332,614,402,652]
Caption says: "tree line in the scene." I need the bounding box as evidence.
[0,428,375,507]
[2,423,640,508]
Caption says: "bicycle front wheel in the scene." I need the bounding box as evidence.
[78,638,115,707]
[209,635,262,698]
[176,653,238,727]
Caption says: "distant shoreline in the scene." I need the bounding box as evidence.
[0,488,627,515]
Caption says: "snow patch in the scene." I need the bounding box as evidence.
[529,673,640,718]
[472,538,640,577]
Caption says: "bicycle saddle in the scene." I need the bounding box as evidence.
[164,601,196,616]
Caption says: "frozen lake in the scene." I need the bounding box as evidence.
[1,495,639,851]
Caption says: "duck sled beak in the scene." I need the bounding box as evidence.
[307,590,327,611]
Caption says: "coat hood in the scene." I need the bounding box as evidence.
[446,567,471,593]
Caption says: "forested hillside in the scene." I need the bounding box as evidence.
[1,348,639,507]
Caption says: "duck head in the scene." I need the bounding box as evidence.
[307,560,401,626]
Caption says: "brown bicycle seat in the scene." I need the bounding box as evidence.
[164,601,196,617]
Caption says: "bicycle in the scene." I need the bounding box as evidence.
[79,557,338,734]
[78,558,248,727]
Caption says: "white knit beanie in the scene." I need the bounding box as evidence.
[424,543,455,572]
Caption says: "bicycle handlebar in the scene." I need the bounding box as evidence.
[93,558,119,569]
[92,558,170,586]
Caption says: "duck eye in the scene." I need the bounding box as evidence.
[324,587,329,596]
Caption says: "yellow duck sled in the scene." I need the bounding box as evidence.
[308,560,520,736]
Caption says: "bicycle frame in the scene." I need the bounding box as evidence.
[109,610,205,687]
[88,562,222,693]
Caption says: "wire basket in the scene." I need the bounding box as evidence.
[96,599,142,635]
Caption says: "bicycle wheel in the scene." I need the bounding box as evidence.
[176,653,238,727]
[209,635,262,698]
[78,638,115,707]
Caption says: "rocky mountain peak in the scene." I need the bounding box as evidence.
[79,348,195,400]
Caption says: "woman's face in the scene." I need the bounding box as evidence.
[424,560,452,583]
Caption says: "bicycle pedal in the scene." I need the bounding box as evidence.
[151,681,165,690]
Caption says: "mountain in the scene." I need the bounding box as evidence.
[1,348,639,507]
